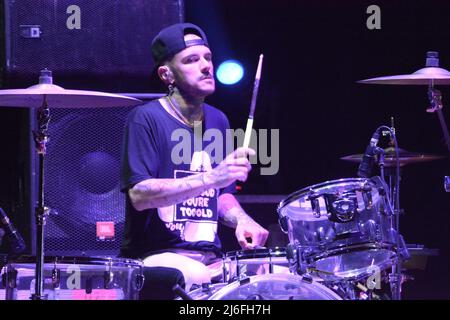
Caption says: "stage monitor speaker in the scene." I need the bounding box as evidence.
[0,0,184,91]
[40,106,137,256]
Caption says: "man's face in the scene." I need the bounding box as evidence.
[169,34,215,98]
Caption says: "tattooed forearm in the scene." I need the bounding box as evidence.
[129,173,213,211]
[218,193,256,228]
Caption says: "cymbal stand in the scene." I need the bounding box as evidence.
[425,52,450,191]
[427,85,450,155]
[31,95,51,300]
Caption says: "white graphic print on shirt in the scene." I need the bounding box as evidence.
[157,151,218,242]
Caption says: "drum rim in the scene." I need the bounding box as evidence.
[301,242,397,280]
[208,273,342,300]
[277,177,375,216]
[308,242,397,260]
[224,247,287,260]
[6,255,143,266]
[176,283,229,300]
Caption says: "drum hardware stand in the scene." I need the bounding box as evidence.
[172,284,193,300]
[31,90,51,300]
[356,282,379,300]
[328,280,357,300]
[4,265,18,300]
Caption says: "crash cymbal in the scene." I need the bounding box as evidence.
[0,69,142,108]
[358,67,450,85]
[341,147,445,167]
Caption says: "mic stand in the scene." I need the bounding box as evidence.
[374,126,406,300]
[377,149,401,299]
[387,135,405,301]
[31,96,51,300]
[376,148,386,182]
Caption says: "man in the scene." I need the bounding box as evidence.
[120,23,269,293]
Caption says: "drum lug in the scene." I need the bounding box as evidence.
[301,274,313,284]
[278,216,289,233]
[51,267,61,288]
[1,271,5,288]
[5,265,17,289]
[104,270,114,289]
[307,190,321,218]
[238,276,251,286]
[135,273,145,291]
[200,282,215,293]
[296,248,309,275]
[104,259,114,289]
[86,276,93,294]
[51,258,61,288]
[362,183,374,210]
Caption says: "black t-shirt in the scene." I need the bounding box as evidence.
[120,99,235,258]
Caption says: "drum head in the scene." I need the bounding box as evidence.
[208,274,342,300]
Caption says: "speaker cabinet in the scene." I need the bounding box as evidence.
[41,106,134,256]
[1,0,184,91]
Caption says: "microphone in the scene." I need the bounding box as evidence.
[0,207,26,254]
[357,129,382,178]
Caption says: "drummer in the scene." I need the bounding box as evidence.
[119,22,268,292]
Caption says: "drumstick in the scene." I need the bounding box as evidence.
[243,54,264,149]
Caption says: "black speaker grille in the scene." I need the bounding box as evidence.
[43,106,133,256]
[3,0,184,91]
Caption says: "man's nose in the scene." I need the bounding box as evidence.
[200,59,212,73]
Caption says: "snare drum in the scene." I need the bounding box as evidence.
[222,247,290,283]
[278,178,401,281]
[209,273,342,300]
[0,256,144,300]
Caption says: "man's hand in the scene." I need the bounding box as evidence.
[204,147,256,189]
[235,218,269,250]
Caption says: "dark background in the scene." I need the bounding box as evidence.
[0,0,448,299]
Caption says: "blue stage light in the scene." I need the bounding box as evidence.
[216,60,244,85]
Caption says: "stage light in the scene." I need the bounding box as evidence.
[216,60,244,85]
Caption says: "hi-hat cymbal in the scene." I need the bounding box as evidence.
[341,147,445,167]
[358,67,450,85]
[0,70,142,108]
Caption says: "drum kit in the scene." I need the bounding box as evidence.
[0,50,448,300]
[183,51,449,301]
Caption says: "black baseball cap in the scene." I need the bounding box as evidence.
[151,23,209,69]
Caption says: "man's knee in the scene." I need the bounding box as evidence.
[185,264,211,290]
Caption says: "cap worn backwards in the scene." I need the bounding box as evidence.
[151,23,209,68]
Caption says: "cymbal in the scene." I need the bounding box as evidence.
[341,147,445,167]
[358,67,450,85]
[0,84,142,108]
[0,70,142,108]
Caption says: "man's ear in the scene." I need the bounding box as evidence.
[158,65,174,84]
